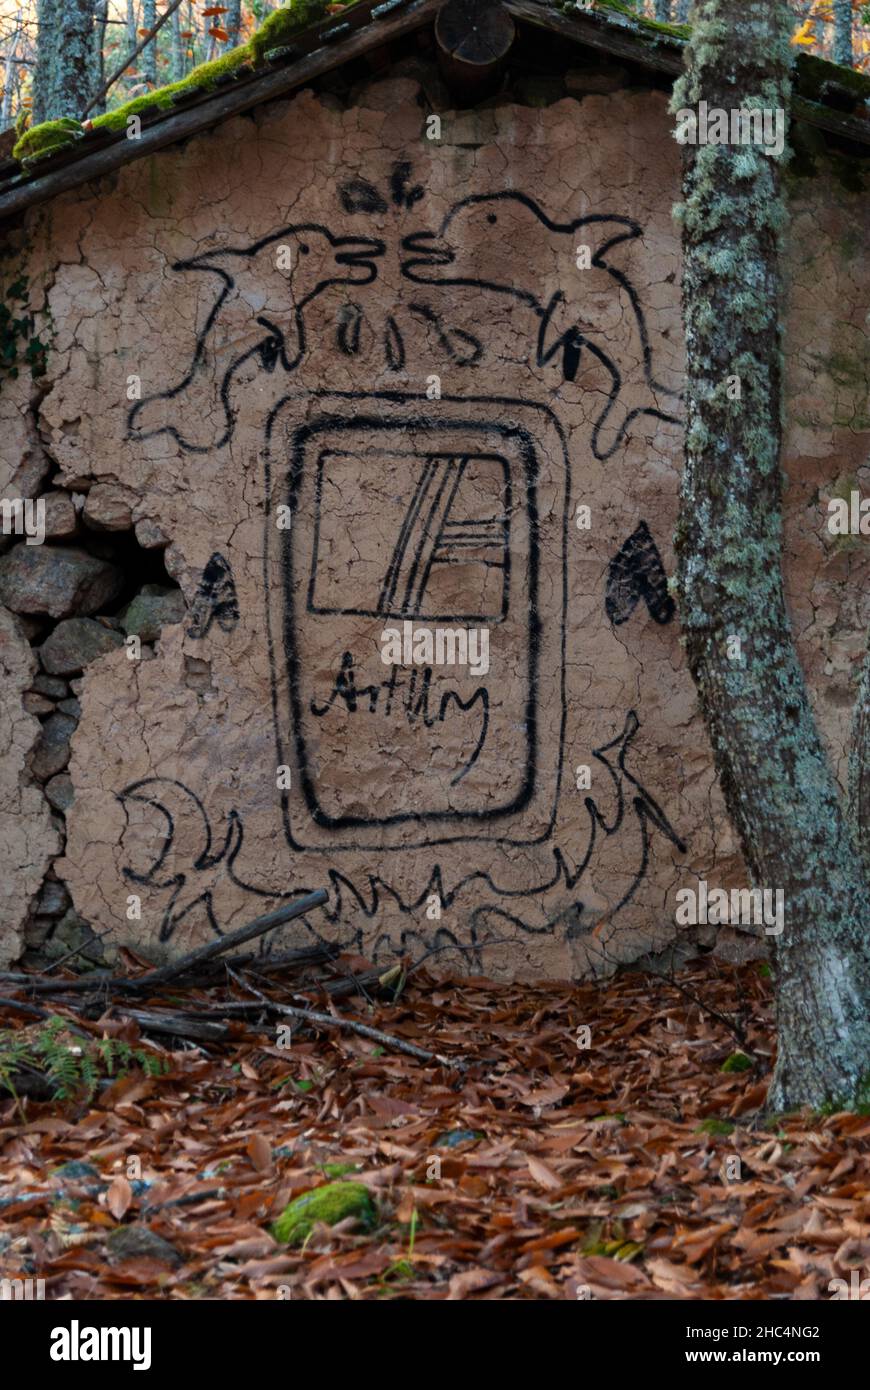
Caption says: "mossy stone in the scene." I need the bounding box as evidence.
[271,1180,375,1245]
[720,1051,752,1074]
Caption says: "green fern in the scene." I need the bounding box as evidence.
[0,1018,168,1103]
[0,1030,30,1104]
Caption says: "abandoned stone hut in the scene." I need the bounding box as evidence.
[0,0,868,979]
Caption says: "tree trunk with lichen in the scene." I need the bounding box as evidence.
[32,0,98,122]
[654,1,673,21]
[849,643,870,883]
[674,0,870,1111]
[91,0,109,115]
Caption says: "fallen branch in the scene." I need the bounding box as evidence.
[228,965,465,1068]
[114,1007,233,1043]
[269,1002,467,1070]
[43,926,115,975]
[118,889,330,990]
[3,890,329,997]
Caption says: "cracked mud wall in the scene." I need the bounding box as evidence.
[0,78,867,977]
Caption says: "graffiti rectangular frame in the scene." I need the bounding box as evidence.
[262,391,571,854]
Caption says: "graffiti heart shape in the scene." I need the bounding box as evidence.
[605,521,676,627]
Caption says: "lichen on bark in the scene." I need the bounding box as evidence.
[673,0,870,1110]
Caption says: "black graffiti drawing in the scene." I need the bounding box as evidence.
[121,164,688,958]
[310,650,490,788]
[117,778,284,942]
[389,160,425,211]
[338,160,423,217]
[605,521,676,627]
[336,301,364,355]
[127,224,385,453]
[334,299,483,367]
[309,446,510,623]
[186,551,240,639]
[117,709,686,958]
[266,392,564,846]
[130,165,678,458]
[339,178,388,216]
[407,303,483,367]
[401,192,681,459]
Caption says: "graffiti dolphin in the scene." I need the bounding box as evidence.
[128,225,384,453]
[401,193,681,459]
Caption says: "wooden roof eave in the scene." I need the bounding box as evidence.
[1,0,867,223]
[506,1,870,148]
[0,0,441,223]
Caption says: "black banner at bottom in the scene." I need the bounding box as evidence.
[1,1292,865,1376]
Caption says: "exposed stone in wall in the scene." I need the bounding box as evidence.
[0,74,867,977]
[0,607,61,964]
[0,365,183,962]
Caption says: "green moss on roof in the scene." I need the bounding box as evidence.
[562,0,870,106]
[797,50,870,104]
[14,0,357,165]
[248,0,336,64]
[591,0,690,41]
[12,0,870,174]
[12,117,84,167]
[91,46,252,134]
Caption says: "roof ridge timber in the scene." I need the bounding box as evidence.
[0,0,867,222]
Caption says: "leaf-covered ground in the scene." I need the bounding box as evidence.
[1,958,868,1300]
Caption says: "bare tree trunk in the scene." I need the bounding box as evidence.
[227,0,243,48]
[171,3,185,80]
[32,0,97,121]
[125,0,137,90]
[141,0,157,86]
[833,0,854,66]
[674,0,870,1112]
[1,10,22,125]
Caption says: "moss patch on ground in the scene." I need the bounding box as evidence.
[271,1180,376,1245]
